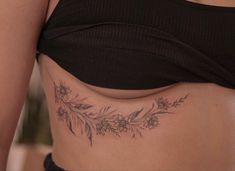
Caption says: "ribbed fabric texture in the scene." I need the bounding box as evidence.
[36,0,235,89]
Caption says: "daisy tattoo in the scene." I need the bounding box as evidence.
[52,80,189,146]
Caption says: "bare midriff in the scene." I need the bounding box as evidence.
[188,0,235,7]
[37,54,235,171]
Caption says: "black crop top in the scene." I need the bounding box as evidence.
[36,0,235,90]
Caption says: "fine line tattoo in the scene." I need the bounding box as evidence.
[53,80,189,146]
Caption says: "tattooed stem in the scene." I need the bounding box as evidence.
[53,80,189,146]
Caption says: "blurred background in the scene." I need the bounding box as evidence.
[6,59,52,171]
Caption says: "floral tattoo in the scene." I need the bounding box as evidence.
[53,80,189,146]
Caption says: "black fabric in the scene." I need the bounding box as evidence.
[44,153,65,171]
[36,0,235,89]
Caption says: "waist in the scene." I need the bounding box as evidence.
[42,75,235,170]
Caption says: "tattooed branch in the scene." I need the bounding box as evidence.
[53,80,189,146]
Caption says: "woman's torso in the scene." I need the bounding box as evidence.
[36,0,235,170]
[38,55,235,171]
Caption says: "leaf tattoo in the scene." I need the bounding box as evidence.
[53,80,190,146]
[85,122,93,146]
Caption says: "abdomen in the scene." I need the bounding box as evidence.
[38,53,235,171]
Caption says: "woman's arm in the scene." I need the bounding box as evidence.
[0,0,48,169]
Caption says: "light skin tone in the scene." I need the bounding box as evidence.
[0,0,47,170]
[1,0,235,170]
[188,0,235,7]
[39,56,235,171]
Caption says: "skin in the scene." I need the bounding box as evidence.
[39,55,235,171]
[188,0,235,7]
[0,0,235,170]
[38,54,235,171]
[0,0,47,170]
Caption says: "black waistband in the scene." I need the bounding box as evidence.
[44,153,65,171]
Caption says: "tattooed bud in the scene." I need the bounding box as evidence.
[57,106,69,121]
[155,97,171,110]
[114,115,130,133]
[55,82,72,100]
[96,119,112,136]
[144,115,159,129]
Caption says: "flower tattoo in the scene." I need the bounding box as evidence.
[52,80,189,146]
